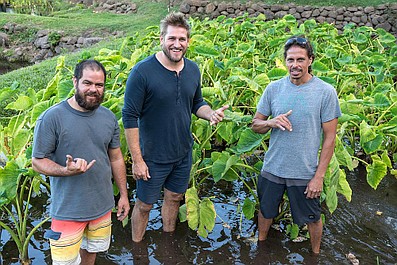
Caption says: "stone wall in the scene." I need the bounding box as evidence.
[180,1,397,38]
[70,0,137,14]
[1,23,124,63]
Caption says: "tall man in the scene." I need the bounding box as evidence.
[252,36,341,253]
[122,12,228,242]
[32,60,130,265]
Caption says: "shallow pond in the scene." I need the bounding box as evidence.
[1,166,396,264]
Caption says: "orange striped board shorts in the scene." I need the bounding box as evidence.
[47,211,112,265]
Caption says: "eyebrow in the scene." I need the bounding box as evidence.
[82,80,104,86]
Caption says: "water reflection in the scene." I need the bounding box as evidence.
[1,170,396,264]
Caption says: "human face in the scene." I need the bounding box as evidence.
[285,45,313,85]
[160,25,189,63]
[73,69,105,111]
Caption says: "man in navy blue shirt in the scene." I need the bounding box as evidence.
[122,12,228,242]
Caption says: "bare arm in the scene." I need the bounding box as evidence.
[32,155,95,177]
[305,118,338,199]
[108,147,130,221]
[196,104,229,125]
[252,110,293,134]
[124,128,150,181]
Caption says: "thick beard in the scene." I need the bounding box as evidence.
[75,85,104,111]
[161,44,185,63]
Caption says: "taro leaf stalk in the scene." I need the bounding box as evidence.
[0,158,50,265]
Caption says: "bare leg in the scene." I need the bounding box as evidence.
[258,210,273,241]
[80,249,96,265]
[307,219,323,254]
[162,188,183,232]
[131,199,153,242]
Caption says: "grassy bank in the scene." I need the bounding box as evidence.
[0,0,397,92]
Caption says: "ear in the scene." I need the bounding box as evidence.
[309,57,313,66]
[72,76,77,89]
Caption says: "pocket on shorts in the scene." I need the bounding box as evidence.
[44,229,62,240]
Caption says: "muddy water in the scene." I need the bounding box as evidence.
[1,167,396,264]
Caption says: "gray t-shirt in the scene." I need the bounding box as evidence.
[257,76,341,180]
[32,100,120,221]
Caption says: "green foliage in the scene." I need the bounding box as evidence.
[8,0,54,15]
[1,14,396,243]
[48,31,61,47]
[0,157,50,264]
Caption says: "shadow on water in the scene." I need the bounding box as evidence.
[1,167,396,264]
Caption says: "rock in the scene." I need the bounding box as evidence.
[180,2,190,13]
[205,3,216,13]
[0,32,9,47]
[83,37,103,46]
[34,35,50,49]
[377,21,392,31]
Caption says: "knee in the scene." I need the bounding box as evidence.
[164,190,184,202]
[135,200,153,213]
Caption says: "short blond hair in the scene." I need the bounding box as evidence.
[160,12,190,38]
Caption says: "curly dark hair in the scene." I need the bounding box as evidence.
[284,36,315,73]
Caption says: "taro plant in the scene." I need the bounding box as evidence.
[0,13,396,243]
[0,88,52,263]
[0,157,50,265]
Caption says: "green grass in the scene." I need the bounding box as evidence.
[1,0,397,92]
[0,0,170,92]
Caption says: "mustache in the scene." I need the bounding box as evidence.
[85,92,101,97]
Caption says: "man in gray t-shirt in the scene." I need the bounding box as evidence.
[252,36,341,254]
[32,60,130,265]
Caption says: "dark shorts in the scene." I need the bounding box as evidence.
[137,150,192,205]
[257,171,321,226]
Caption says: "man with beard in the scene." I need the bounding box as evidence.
[122,12,229,242]
[32,60,130,265]
[252,36,341,254]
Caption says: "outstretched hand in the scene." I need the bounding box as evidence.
[65,154,96,175]
[210,105,230,125]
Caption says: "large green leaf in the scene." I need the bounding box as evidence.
[193,45,220,57]
[236,128,264,154]
[362,134,383,154]
[42,72,61,101]
[325,185,338,213]
[359,121,383,154]
[0,161,22,206]
[267,68,287,80]
[0,87,17,103]
[11,129,31,157]
[366,155,387,190]
[337,169,352,202]
[242,198,256,220]
[381,150,392,168]
[286,223,299,240]
[211,152,239,182]
[5,95,33,111]
[198,198,216,238]
[364,93,390,108]
[312,61,329,73]
[324,155,340,213]
[58,79,74,100]
[185,187,200,230]
[31,100,52,124]
[178,204,187,223]
[334,136,355,171]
